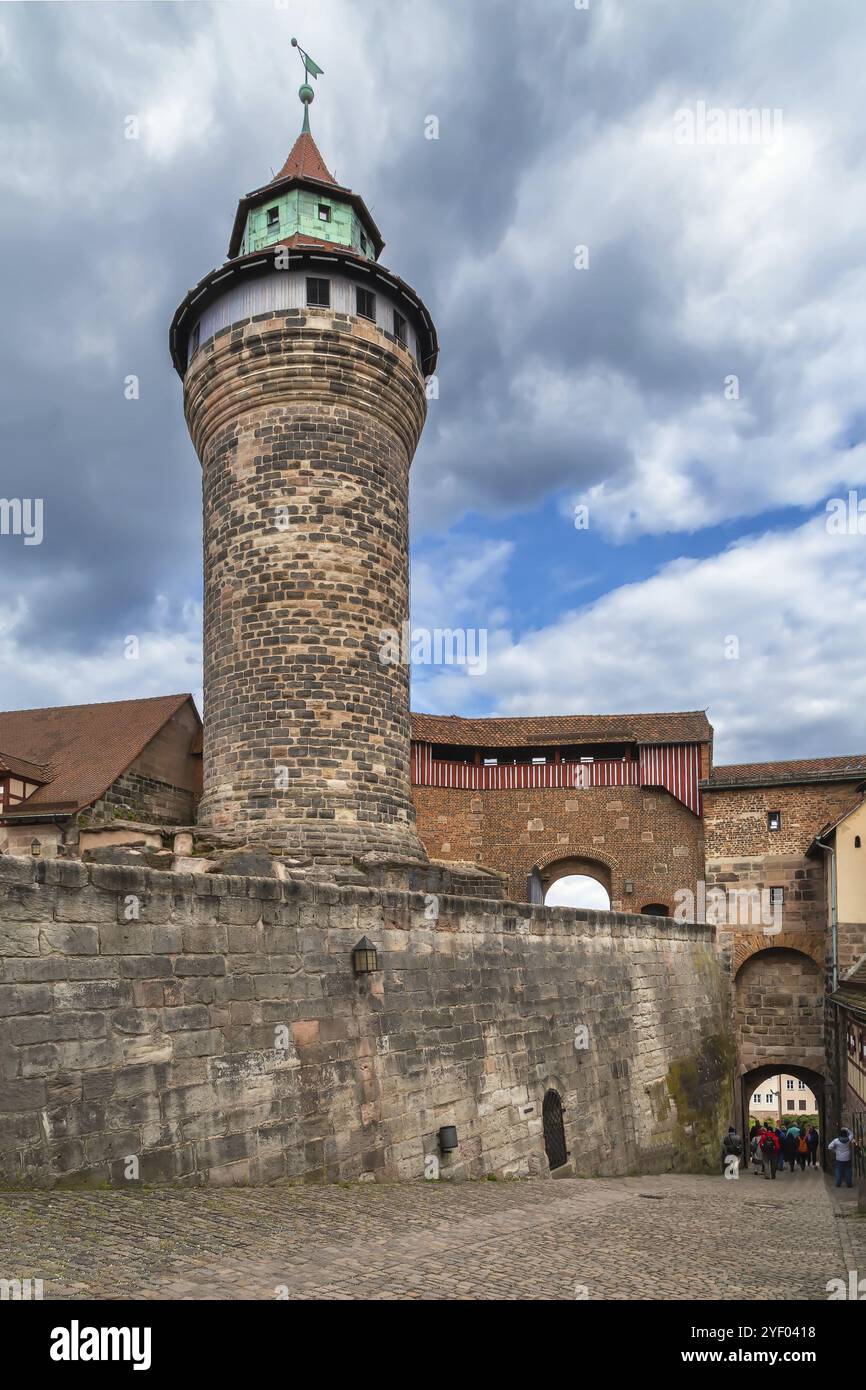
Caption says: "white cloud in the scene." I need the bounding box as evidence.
[415,515,866,764]
[0,593,202,715]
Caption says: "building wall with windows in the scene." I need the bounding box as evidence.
[749,1073,818,1122]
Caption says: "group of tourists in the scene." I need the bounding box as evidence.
[721,1121,859,1188]
[748,1120,820,1178]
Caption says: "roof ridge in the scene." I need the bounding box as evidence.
[0,693,192,719]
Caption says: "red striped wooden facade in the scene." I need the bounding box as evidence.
[411,742,702,816]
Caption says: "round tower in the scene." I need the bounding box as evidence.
[170,59,437,862]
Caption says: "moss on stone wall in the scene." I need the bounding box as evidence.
[666,1031,737,1172]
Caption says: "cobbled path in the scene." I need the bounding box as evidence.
[0,1167,852,1300]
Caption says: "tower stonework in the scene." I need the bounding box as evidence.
[170,90,438,862]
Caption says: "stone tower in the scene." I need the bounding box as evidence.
[170,60,438,862]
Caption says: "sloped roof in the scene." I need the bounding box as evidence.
[0,694,198,816]
[0,750,52,782]
[409,710,712,748]
[274,130,337,186]
[705,755,866,789]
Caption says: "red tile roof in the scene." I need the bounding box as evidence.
[0,751,52,782]
[705,755,866,789]
[0,694,198,817]
[274,131,337,186]
[410,710,712,748]
[269,231,368,261]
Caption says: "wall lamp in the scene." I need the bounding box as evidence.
[352,936,379,975]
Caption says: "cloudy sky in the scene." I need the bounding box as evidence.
[2,0,865,765]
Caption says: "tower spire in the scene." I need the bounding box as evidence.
[291,36,323,136]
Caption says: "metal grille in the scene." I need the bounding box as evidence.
[542,1090,568,1171]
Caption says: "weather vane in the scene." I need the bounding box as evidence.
[291,37,324,134]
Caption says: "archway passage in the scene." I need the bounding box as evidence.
[539,855,612,909]
[741,1063,826,1171]
[542,1089,568,1171]
[640,902,669,917]
[544,875,611,910]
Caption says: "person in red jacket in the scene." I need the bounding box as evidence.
[759,1124,781,1179]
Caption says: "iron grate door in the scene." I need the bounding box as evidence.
[542,1089,568,1170]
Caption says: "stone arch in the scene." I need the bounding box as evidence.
[740,1062,826,1166]
[734,946,825,1078]
[536,852,613,902]
[733,931,824,979]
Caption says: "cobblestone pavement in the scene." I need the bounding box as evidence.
[0,1166,853,1300]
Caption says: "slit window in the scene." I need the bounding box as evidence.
[768,810,781,832]
[360,231,368,254]
[393,310,407,344]
[190,323,200,356]
[356,287,376,322]
[266,206,279,228]
[856,835,862,848]
[318,203,331,223]
[306,277,331,308]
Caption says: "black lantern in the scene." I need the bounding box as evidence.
[352,936,379,974]
[30,839,42,857]
[438,1125,458,1153]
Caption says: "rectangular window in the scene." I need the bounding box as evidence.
[360,231,368,254]
[786,1078,794,1090]
[356,287,376,322]
[770,886,784,907]
[767,810,781,831]
[786,1100,795,1110]
[267,206,279,228]
[798,1080,806,1090]
[318,203,331,222]
[799,1100,806,1111]
[306,277,331,308]
[393,309,407,344]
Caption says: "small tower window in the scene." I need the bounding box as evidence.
[266,206,279,228]
[190,323,200,356]
[355,287,376,322]
[359,231,368,255]
[393,310,407,344]
[768,810,781,832]
[317,204,331,223]
[855,835,862,848]
[306,277,331,308]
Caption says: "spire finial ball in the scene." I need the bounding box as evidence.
[299,83,315,106]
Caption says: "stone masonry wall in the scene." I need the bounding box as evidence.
[0,855,732,1187]
[185,307,428,862]
[413,784,704,909]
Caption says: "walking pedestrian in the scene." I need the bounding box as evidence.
[828,1127,857,1188]
[806,1125,820,1168]
[721,1125,743,1174]
[760,1124,780,1179]
[784,1123,800,1173]
[796,1131,809,1171]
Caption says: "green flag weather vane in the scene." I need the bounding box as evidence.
[291,37,324,133]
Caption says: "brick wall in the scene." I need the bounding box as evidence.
[413,784,704,909]
[0,855,733,1187]
[184,308,428,862]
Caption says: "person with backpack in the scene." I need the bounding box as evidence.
[828,1127,857,1188]
[775,1125,786,1172]
[796,1130,809,1171]
[760,1124,780,1179]
[806,1125,820,1168]
[721,1126,743,1173]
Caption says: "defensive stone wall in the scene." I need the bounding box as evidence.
[0,855,733,1187]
